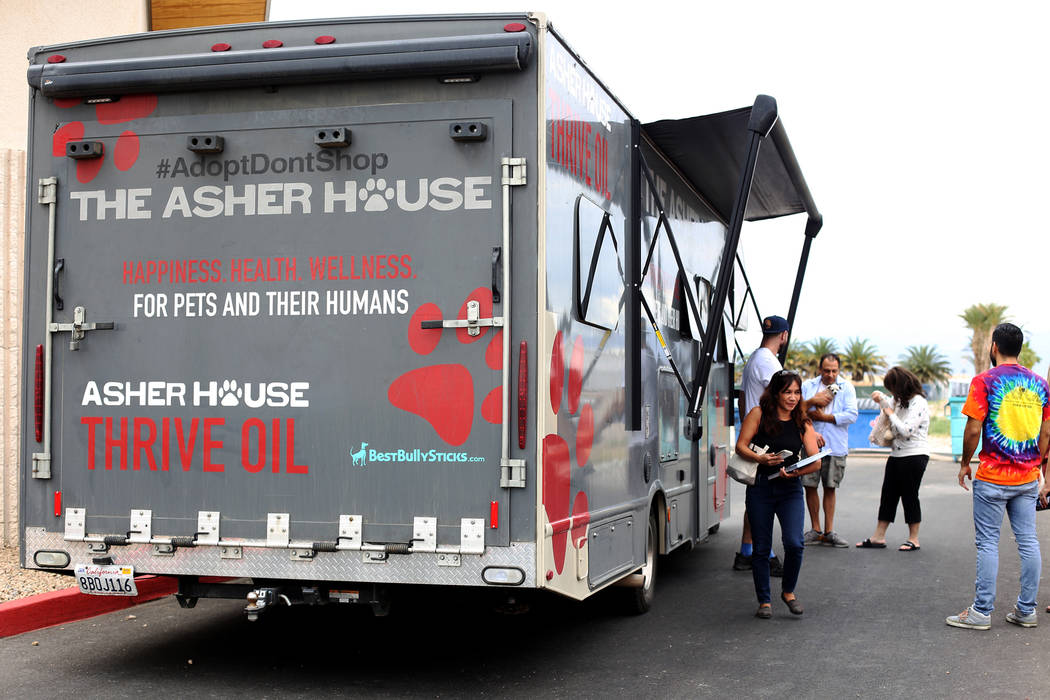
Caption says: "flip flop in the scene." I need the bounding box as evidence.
[856,538,887,549]
[898,541,920,551]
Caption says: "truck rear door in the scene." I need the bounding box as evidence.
[43,97,513,549]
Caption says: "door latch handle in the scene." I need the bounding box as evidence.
[53,258,64,311]
[491,247,501,304]
[50,305,115,351]
[419,299,504,336]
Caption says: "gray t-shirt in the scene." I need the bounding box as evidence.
[741,347,781,416]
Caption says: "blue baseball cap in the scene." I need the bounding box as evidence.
[761,315,790,333]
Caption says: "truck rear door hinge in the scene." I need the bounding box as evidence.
[501,157,526,186]
[500,458,526,488]
[37,177,57,205]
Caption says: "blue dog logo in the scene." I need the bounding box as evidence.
[350,442,368,467]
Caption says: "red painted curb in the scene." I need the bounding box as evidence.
[0,575,177,638]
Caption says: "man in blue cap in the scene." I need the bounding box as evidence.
[734,315,791,575]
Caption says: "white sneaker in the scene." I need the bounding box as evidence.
[946,606,991,630]
[803,529,823,546]
[1006,607,1037,628]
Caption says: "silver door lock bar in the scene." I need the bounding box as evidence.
[49,305,114,350]
[419,299,503,337]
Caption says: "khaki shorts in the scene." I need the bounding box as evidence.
[801,455,847,489]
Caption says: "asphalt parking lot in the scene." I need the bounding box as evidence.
[1,453,1047,699]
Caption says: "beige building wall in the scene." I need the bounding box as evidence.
[0,2,148,546]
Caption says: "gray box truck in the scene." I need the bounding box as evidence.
[21,13,822,616]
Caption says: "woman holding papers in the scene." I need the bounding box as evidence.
[736,369,823,618]
[856,366,930,552]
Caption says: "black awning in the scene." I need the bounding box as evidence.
[643,106,821,234]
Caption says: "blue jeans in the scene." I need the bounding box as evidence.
[972,479,1041,616]
[745,473,805,604]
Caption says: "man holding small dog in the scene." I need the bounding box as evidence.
[801,353,858,547]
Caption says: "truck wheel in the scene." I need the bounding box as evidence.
[708,522,720,535]
[626,511,658,614]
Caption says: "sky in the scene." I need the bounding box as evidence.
[270,1,1050,378]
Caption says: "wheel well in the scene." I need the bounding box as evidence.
[652,492,668,555]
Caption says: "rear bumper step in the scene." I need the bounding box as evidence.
[25,527,536,588]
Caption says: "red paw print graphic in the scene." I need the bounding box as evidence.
[544,330,594,576]
[387,287,502,446]
[51,94,159,183]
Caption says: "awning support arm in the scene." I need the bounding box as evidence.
[636,158,709,354]
[688,95,779,420]
[733,253,763,331]
[780,235,813,365]
[625,120,643,430]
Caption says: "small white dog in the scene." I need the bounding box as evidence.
[869,390,895,444]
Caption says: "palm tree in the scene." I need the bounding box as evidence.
[900,345,952,386]
[809,337,839,363]
[784,340,814,377]
[1019,341,1041,370]
[841,337,886,382]
[960,303,1009,374]
[734,351,749,385]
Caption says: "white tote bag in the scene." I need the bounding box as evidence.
[727,443,768,486]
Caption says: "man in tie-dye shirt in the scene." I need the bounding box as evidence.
[947,323,1050,631]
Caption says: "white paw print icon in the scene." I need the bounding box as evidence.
[218,379,242,407]
[360,177,395,211]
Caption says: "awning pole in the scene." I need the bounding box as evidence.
[625,119,642,431]
[780,234,814,366]
[689,95,779,419]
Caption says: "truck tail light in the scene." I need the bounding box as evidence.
[54,491,61,517]
[490,501,499,529]
[517,341,527,448]
[34,344,43,442]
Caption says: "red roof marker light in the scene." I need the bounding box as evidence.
[315,35,335,45]
[262,39,283,48]
[47,55,66,64]
[503,23,527,32]
[211,43,231,52]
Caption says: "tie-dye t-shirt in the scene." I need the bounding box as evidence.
[962,364,1050,485]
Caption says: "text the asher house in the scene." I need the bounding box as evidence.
[67,177,494,221]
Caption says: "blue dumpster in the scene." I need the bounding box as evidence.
[735,407,888,450]
[849,409,883,450]
[949,395,979,461]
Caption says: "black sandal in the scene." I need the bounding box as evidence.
[781,593,804,615]
[755,604,773,619]
[856,538,887,549]
[898,541,920,551]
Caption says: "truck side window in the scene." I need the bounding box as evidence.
[574,195,624,331]
[658,369,679,462]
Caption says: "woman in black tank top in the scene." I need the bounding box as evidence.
[736,370,821,618]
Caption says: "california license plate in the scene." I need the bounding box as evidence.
[74,564,138,596]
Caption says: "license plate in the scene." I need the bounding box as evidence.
[329,589,360,603]
[74,564,138,596]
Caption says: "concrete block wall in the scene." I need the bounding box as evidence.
[0,149,24,548]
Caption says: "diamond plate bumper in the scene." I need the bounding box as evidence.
[24,528,536,588]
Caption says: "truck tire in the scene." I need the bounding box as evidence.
[626,511,658,614]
